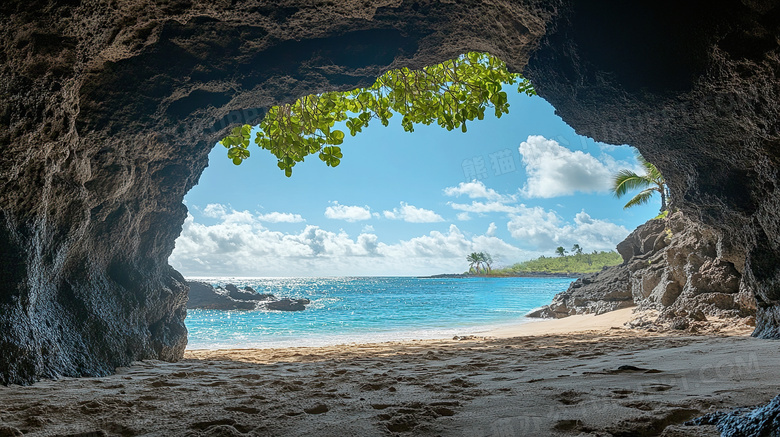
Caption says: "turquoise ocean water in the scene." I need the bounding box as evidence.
[185,276,573,350]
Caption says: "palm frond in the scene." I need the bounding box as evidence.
[613,170,652,198]
[623,188,656,209]
[635,150,665,184]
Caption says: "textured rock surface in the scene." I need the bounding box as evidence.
[266,298,311,312]
[187,282,301,310]
[223,284,274,302]
[0,0,550,384]
[526,265,632,318]
[525,1,780,336]
[1,0,779,385]
[529,213,756,330]
[186,282,263,310]
[690,394,780,436]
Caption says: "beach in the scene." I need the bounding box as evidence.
[0,310,771,436]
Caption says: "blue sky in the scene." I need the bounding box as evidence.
[170,88,659,277]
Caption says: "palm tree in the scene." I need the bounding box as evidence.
[480,252,493,273]
[466,252,482,274]
[613,151,669,213]
[571,244,583,255]
[555,246,566,257]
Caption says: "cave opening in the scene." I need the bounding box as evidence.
[3,0,779,433]
[170,53,661,349]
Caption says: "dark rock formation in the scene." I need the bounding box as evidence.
[1,0,779,384]
[187,282,306,311]
[529,213,756,330]
[266,298,311,312]
[224,284,274,301]
[527,265,632,318]
[689,394,780,436]
[0,0,551,385]
[186,282,259,310]
[525,1,780,336]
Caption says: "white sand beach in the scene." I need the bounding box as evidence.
[0,311,771,436]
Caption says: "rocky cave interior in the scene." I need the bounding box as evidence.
[1,0,779,403]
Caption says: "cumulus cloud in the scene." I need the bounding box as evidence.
[518,135,616,198]
[444,181,527,216]
[448,201,523,214]
[383,202,444,223]
[443,180,516,202]
[507,207,629,252]
[203,203,227,218]
[170,214,534,276]
[324,201,374,222]
[255,212,305,223]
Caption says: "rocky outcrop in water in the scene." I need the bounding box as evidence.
[266,298,311,312]
[223,284,275,302]
[1,0,778,384]
[187,282,266,310]
[187,282,308,311]
[529,213,756,331]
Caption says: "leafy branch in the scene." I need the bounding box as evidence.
[219,52,535,176]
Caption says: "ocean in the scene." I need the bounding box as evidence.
[184,276,573,349]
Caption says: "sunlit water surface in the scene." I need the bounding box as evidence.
[185,276,573,349]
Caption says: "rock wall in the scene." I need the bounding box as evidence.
[529,213,756,331]
[525,0,780,336]
[0,0,778,384]
[0,0,551,384]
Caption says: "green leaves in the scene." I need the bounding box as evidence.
[220,52,535,176]
[319,146,342,167]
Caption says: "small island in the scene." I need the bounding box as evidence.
[423,248,623,278]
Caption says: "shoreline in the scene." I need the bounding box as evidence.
[419,272,583,279]
[185,307,642,352]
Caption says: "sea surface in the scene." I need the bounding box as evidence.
[185,276,573,350]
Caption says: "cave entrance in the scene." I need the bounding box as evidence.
[170,54,660,349]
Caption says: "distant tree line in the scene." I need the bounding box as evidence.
[466,252,493,274]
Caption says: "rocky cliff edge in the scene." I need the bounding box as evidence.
[529,212,756,333]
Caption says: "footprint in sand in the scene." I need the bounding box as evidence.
[556,390,584,405]
[224,406,260,414]
[303,404,329,414]
[378,401,460,432]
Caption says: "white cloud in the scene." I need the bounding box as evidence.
[443,180,516,202]
[170,214,536,276]
[324,201,373,222]
[486,222,497,237]
[203,203,227,218]
[255,212,305,223]
[518,135,616,198]
[200,203,304,224]
[448,201,524,214]
[456,212,471,221]
[507,207,629,252]
[362,224,375,233]
[383,202,444,223]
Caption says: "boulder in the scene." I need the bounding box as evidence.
[529,212,756,332]
[265,298,311,312]
[187,282,257,311]
[224,284,275,301]
[690,394,780,435]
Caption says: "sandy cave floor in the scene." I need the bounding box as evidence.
[1,319,778,436]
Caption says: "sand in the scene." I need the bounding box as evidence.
[0,310,775,436]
